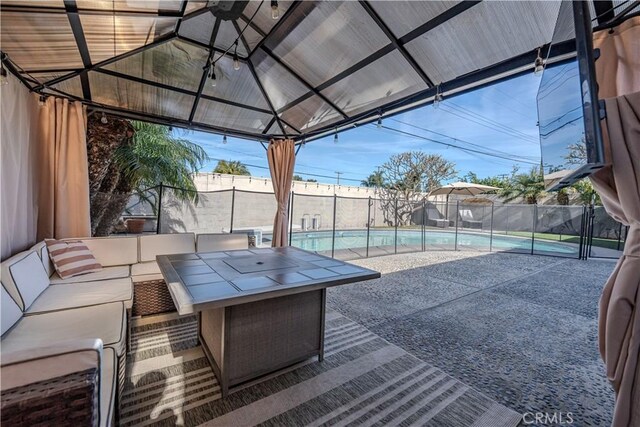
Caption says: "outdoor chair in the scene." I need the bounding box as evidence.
[459,209,483,229]
[426,207,449,228]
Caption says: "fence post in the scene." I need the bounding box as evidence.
[331,194,337,258]
[230,186,236,233]
[366,197,371,258]
[489,202,494,252]
[156,183,163,234]
[531,204,537,255]
[289,191,294,247]
[578,205,586,260]
[422,199,426,252]
[588,204,595,258]
[394,198,398,254]
[454,200,459,251]
[616,222,623,251]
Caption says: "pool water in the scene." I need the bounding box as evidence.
[288,229,577,255]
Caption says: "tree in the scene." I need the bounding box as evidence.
[498,167,545,204]
[90,120,208,236]
[293,174,304,181]
[213,160,250,176]
[378,152,456,225]
[361,170,384,188]
[565,139,587,165]
[572,179,601,205]
[458,171,505,190]
[306,178,318,183]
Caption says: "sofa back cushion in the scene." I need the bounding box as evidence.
[1,286,23,336]
[80,237,138,267]
[31,242,55,277]
[138,233,195,262]
[0,251,49,311]
[197,233,249,252]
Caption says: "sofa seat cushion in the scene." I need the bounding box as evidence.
[100,347,117,427]
[26,278,133,314]
[131,261,160,277]
[49,265,130,284]
[1,302,127,357]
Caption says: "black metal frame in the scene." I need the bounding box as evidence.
[1,0,634,143]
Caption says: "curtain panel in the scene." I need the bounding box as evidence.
[592,17,640,427]
[36,97,91,240]
[267,139,296,247]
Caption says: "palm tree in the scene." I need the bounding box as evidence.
[213,160,250,176]
[361,170,384,188]
[92,121,208,236]
[499,167,545,204]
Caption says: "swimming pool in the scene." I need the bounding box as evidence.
[286,229,577,255]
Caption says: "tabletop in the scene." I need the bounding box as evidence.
[157,246,381,315]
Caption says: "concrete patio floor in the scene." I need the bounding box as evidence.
[327,251,617,426]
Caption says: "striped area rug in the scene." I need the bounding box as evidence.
[123,311,521,427]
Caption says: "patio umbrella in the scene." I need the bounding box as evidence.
[429,182,500,218]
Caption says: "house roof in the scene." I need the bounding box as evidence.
[1,0,636,142]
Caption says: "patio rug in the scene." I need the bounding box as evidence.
[122,311,521,427]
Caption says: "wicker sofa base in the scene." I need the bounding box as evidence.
[1,368,99,427]
[132,279,176,316]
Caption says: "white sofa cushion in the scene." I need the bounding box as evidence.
[49,265,130,284]
[1,302,127,356]
[138,233,195,262]
[100,347,117,427]
[130,261,161,277]
[80,237,138,267]
[31,241,55,277]
[26,278,133,314]
[197,233,249,252]
[0,251,50,310]
[1,287,23,336]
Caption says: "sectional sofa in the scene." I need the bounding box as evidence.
[0,232,249,426]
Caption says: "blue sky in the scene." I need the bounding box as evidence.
[184,72,545,186]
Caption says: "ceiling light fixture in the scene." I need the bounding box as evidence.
[38,94,46,107]
[100,112,108,124]
[334,129,338,144]
[533,47,545,76]
[233,42,240,71]
[271,0,279,20]
[376,110,382,128]
[223,133,228,144]
[0,64,8,86]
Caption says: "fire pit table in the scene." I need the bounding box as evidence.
[157,246,380,397]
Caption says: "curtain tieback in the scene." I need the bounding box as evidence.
[277,203,288,217]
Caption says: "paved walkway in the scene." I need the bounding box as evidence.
[327,251,616,426]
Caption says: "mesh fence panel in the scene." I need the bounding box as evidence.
[232,190,276,240]
[455,202,493,252]
[396,200,424,254]
[490,204,534,254]
[589,206,626,258]
[159,187,232,234]
[333,196,372,259]
[290,193,335,255]
[533,205,583,258]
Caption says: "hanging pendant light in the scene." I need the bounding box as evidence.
[38,95,46,107]
[433,84,443,108]
[223,133,228,144]
[271,0,279,19]
[334,129,338,144]
[233,42,241,71]
[533,47,545,76]
[209,63,217,87]
[101,112,108,124]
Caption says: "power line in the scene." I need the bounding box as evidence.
[389,118,539,161]
[376,125,540,165]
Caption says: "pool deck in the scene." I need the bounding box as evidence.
[327,250,616,426]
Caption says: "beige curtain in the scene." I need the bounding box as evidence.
[591,18,640,427]
[267,139,295,247]
[591,92,640,427]
[36,97,91,240]
[593,17,640,99]
[0,73,39,260]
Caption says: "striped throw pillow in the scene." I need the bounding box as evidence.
[45,239,102,279]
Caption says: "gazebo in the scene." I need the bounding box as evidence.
[1,2,639,427]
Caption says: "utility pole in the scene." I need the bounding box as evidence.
[335,171,343,185]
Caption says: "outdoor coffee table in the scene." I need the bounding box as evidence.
[157,246,380,397]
